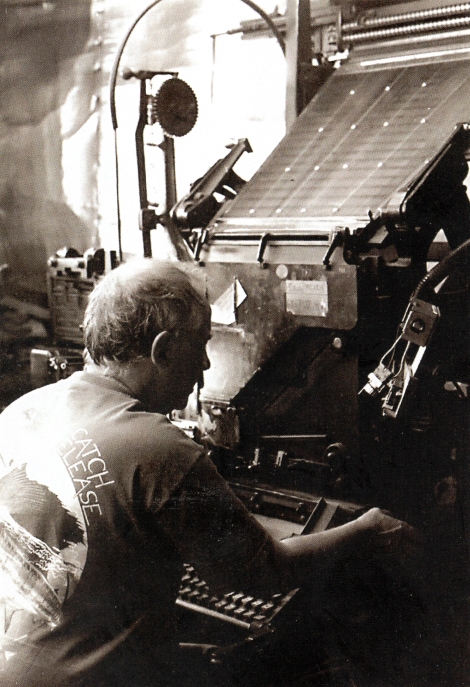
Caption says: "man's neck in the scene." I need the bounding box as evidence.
[85,360,148,399]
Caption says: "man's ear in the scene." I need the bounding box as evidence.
[150,331,171,367]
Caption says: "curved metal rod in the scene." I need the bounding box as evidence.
[108,0,164,261]
[238,0,286,54]
[109,0,285,130]
[109,0,164,131]
[108,0,286,260]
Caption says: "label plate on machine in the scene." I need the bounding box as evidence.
[285,279,328,317]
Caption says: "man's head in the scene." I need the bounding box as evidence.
[83,259,211,413]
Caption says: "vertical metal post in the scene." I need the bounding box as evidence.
[160,135,192,261]
[285,0,312,131]
[163,135,177,211]
[136,80,153,257]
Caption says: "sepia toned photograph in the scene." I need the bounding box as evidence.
[0,1,468,686]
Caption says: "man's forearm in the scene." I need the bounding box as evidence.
[274,508,417,586]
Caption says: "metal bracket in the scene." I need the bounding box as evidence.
[139,208,158,232]
[323,230,344,269]
[256,233,271,267]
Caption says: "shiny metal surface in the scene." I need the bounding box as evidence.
[219,59,470,223]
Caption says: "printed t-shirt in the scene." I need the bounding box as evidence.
[0,371,282,686]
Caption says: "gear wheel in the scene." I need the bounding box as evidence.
[154,77,198,137]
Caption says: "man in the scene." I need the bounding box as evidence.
[0,259,417,687]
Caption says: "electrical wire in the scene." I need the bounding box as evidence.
[412,236,470,301]
[108,0,286,263]
[394,340,411,380]
[379,333,403,370]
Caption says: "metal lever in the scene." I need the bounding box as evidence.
[323,230,344,269]
[256,233,271,267]
[193,229,208,262]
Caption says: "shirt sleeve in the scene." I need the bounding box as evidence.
[154,453,292,596]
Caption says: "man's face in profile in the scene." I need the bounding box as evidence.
[170,319,212,410]
[149,306,212,415]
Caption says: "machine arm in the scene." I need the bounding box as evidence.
[171,138,252,229]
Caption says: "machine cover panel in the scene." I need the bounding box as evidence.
[220,59,470,223]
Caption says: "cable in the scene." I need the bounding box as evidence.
[110,0,165,261]
[110,0,285,130]
[394,340,411,379]
[113,129,123,262]
[238,0,285,54]
[412,236,470,301]
[109,0,286,261]
[379,334,402,369]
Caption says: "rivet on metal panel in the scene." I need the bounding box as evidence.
[332,337,342,349]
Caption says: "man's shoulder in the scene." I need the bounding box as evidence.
[109,414,205,512]
[120,413,204,467]
[0,381,63,422]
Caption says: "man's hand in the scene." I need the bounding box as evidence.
[276,505,423,587]
[358,507,422,559]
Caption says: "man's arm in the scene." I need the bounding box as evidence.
[154,452,419,596]
[272,507,419,587]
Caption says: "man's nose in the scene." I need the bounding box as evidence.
[202,350,211,371]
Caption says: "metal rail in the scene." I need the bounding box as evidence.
[343,2,470,44]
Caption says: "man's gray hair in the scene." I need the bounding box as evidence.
[83,259,209,364]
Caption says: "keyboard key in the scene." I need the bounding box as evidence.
[177,566,296,630]
[240,596,254,606]
[214,599,229,610]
